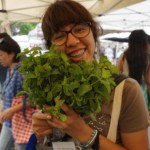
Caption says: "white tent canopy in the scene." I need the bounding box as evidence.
[0,0,146,35]
[0,0,142,22]
[96,0,150,34]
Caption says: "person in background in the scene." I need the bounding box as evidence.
[116,46,125,64]
[117,29,150,110]
[148,35,150,53]
[0,34,34,150]
[0,65,7,91]
[0,33,8,133]
[0,33,8,97]
[148,35,150,104]
[32,1,150,150]
[117,29,150,150]
[104,45,114,64]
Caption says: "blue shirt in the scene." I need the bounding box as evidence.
[0,65,8,86]
[2,63,24,128]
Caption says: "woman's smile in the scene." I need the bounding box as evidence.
[68,48,85,58]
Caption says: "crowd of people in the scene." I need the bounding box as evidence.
[0,0,149,150]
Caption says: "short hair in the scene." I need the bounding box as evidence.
[0,35,21,62]
[42,0,99,48]
[0,33,9,39]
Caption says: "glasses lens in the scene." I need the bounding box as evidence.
[52,23,90,46]
[52,32,67,46]
[72,23,90,38]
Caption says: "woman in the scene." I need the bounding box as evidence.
[32,0,150,150]
[117,30,150,110]
[0,35,34,150]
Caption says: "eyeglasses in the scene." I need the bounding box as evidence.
[52,22,91,46]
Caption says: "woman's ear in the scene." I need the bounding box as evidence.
[117,54,124,73]
[9,52,15,61]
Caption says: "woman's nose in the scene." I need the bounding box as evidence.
[66,33,80,47]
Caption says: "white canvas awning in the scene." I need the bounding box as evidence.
[0,0,143,22]
[0,0,146,35]
[96,0,150,34]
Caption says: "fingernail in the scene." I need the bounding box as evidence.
[47,115,51,119]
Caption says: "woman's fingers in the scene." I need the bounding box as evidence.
[32,112,52,120]
[32,105,79,132]
[46,117,66,130]
[61,103,77,117]
[34,127,52,136]
[32,111,53,136]
[32,112,50,126]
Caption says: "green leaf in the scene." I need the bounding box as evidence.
[77,83,92,96]
[16,90,28,96]
[60,51,69,62]
[63,84,71,96]
[101,69,112,78]
[51,83,62,96]
[47,91,53,102]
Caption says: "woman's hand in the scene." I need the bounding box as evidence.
[0,102,24,122]
[0,109,3,123]
[32,111,53,138]
[32,104,93,144]
[45,103,93,144]
[0,108,14,121]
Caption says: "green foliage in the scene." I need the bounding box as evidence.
[11,22,37,35]
[18,46,119,121]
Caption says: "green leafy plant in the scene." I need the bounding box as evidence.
[18,46,119,121]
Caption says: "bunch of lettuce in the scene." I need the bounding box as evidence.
[18,46,119,121]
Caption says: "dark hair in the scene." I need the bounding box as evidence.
[42,0,99,48]
[148,35,150,44]
[0,35,21,62]
[0,33,9,39]
[124,29,148,84]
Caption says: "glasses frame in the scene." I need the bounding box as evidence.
[52,22,91,46]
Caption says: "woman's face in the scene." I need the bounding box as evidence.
[0,50,14,67]
[52,23,96,63]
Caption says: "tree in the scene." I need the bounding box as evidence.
[11,22,37,35]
